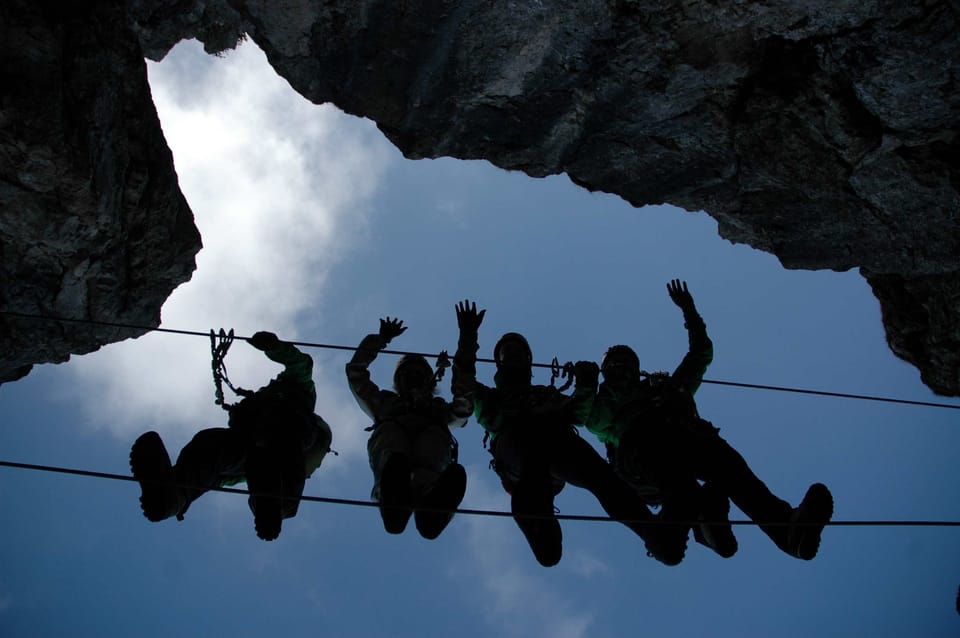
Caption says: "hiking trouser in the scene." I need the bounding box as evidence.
[493,426,656,544]
[490,427,564,566]
[174,427,306,520]
[619,418,793,550]
[367,420,454,501]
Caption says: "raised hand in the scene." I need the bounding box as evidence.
[573,360,600,386]
[455,299,486,332]
[248,331,282,351]
[667,279,696,312]
[379,317,407,342]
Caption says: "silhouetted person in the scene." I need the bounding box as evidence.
[130,331,333,540]
[453,300,671,567]
[347,317,469,539]
[587,279,834,562]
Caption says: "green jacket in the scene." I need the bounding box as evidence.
[454,329,595,439]
[230,341,331,478]
[586,307,712,448]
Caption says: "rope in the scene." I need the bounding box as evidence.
[698,379,957,409]
[1,459,958,527]
[2,309,959,410]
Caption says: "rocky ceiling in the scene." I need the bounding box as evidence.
[1,1,957,394]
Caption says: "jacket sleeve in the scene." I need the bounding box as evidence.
[443,398,470,430]
[471,382,500,433]
[451,327,480,425]
[671,306,713,396]
[584,385,621,447]
[569,370,598,426]
[445,344,471,429]
[453,327,498,432]
[303,416,333,478]
[263,341,317,409]
[345,333,388,420]
[446,369,472,429]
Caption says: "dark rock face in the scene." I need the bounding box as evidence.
[0,1,201,382]
[2,1,957,395]
[866,272,960,397]
[129,0,959,395]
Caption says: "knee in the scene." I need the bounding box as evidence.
[187,427,232,448]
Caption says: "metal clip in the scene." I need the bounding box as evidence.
[434,350,451,383]
[557,361,575,392]
[550,356,561,386]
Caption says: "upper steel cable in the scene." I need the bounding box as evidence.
[1,309,959,410]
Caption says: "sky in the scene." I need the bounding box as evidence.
[1,39,959,637]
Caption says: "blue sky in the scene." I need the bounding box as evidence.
[1,40,958,637]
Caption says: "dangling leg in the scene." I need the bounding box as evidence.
[617,426,736,559]
[494,429,562,567]
[691,481,738,558]
[688,419,832,559]
[245,433,308,541]
[278,440,307,521]
[413,426,466,540]
[552,429,685,566]
[245,443,285,541]
[630,421,743,559]
[511,477,562,567]
[173,427,246,520]
[131,428,246,523]
[368,422,414,534]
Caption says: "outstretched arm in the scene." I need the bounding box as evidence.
[452,301,485,415]
[452,300,484,390]
[568,360,599,425]
[452,300,500,430]
[666,279,713,395]
[345,318,406,419]
[249,331,316,406]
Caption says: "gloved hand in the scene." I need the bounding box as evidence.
[667,279,696,312]
[379,317,407,342]
[455,299,486,332]
[573,360,600,386]
[248,331,282,351]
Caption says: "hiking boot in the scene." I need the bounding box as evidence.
[379,455,413,534]
[787,483,833,560]
[246,456,285,541]
[415,463,467,540]
[512,484,562,567]
[512,505,562,568]
[644,499,693,566]
[644,523,688,566]
[251,493,283,541]
[129,431,183,522]
[693,484,738,558]
[519,515,562,567]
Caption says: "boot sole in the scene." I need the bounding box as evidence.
[129,432,177,522]
[791,483,834,560]
[415,464,468,540]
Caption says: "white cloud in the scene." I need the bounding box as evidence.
[460,466,596,638]
[564,549,612,578]
[61,39,388,460]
